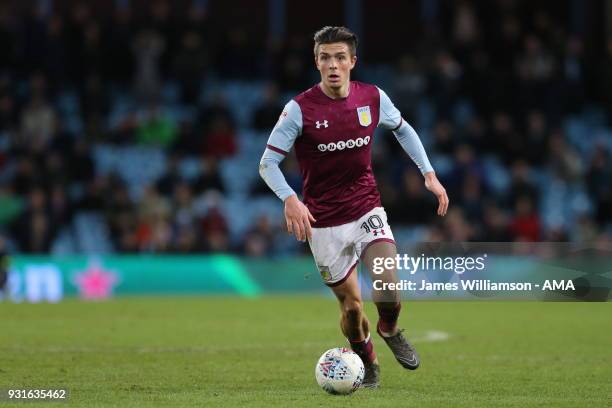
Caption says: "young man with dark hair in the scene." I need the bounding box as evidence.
[259,26,448,388]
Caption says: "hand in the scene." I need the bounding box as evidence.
[284,194,316,241]
[424,172,449,216]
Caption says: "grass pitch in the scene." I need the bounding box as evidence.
[1,297,610,407]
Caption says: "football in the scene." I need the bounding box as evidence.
[315,347,365,395]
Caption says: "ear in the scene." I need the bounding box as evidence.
[314,54,320,70]
[350,55,357,70]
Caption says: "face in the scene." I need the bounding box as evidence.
[315,42,356,90]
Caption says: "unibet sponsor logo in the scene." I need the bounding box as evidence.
[318,136,370,152]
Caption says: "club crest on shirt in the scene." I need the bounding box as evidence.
[318,265,332,281]
[357,106,372,127]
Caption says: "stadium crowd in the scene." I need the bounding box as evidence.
[0,1,610,256]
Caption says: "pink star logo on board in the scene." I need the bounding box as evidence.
[74,260,119,300]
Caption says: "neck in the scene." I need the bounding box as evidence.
[319,80,350,99]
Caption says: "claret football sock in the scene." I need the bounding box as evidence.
[376,302,401,336]
[349,333,377,364]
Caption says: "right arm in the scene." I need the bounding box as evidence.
[377,86,449,216]
[258,100,316,241]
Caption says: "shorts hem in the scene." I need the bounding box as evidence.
[360,238,396,259]
[325,260,360,287]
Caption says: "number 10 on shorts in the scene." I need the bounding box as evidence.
[361,214,386,236]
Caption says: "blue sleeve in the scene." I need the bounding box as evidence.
[393,120,435,174]
[258,100,303,201]
[265,100,302,153]
[377,87,402,130]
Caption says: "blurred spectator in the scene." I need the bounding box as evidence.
[19,92,56,147]
[48,184,72,227]
[442,208,475,241]
[156,153,182,196]
[79,74,111,123]
[78,176,109,211]
[173,30,208,104]
[461,116,487,152]
[523,110,548,166]
[174,224,201,253]
[515,35,557,112]
[201,206,230,253]
[203,116,237,158]
[137,105,177,147]
[0,7,17,74]
[432,120,456,154]
[510,196,541,241]
[489,111,526,164]
[0,2,608,254]
[573,215,599,243]
[561,37,585,114]
[68,139,95,184]
[43,15,68,87]
[393,56,427,123]
[44,151,68,187]
[111,112,139,144]
[217,28,259,79]
[197,94,234,132]
[429,50,462,118]
[276,35,312,92]
[172,182,198,228]
[546,129,583,183]
[460,173,484,222]
[241,215,275,257]
[252,83,283,131]
[451,0,480,49]
[385,169,435,225]
[0,183,23,228]
[135,185,172,252]
[446,144,485,200]
[80,22,104,81]
[106,182,135,252]
[133,29,166,103]
[182,3,211,36]
[12,157,39,196]
[0,79,17,134]
[145,0,174,76]
[194,157,225,195]
[12,187,54,252]
[586,145,612,226]
[508,160,538,207]
[480,202,512,242]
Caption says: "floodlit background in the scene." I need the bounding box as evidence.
[1,0,611,301]
[0,1,611,407]
[1,0,611,253]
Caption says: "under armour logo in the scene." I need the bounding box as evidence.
[373,229,385,236]
[315,120,329,129]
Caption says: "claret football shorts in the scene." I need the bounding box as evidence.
[308,206,396,286]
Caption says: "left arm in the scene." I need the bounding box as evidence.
[377,87,449,216]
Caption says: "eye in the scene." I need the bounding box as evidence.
[338,55,345,61]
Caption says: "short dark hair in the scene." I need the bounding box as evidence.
[313,26,358,57]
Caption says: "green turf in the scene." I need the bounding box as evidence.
[0,297,610,407]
